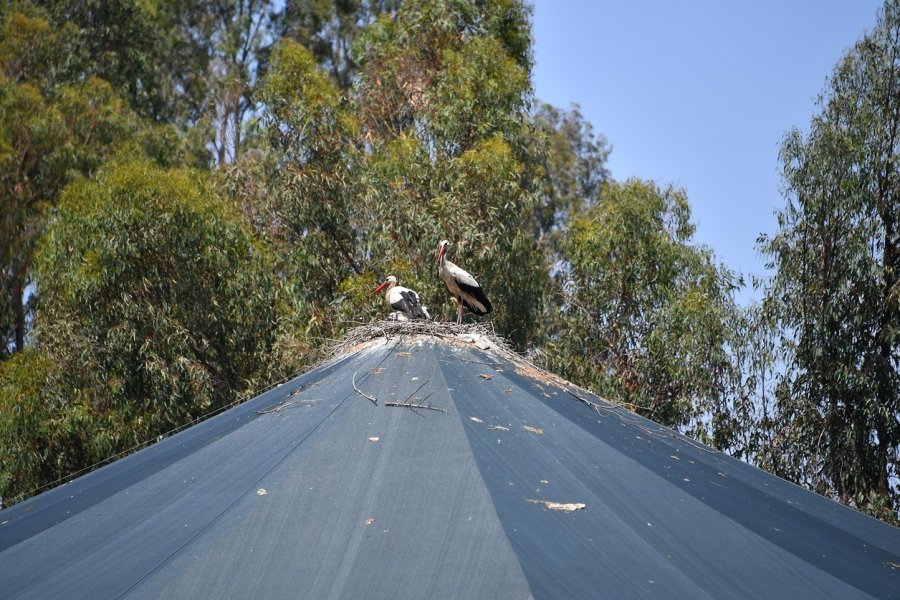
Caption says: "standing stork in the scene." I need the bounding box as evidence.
[372,275,430,320]
[436,240,492,324]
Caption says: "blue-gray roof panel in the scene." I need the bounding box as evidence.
[1,335,898,599]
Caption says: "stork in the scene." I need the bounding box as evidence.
[436,240,492,324]
[372,275,430,320]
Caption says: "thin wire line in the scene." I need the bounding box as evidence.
[8,359,331,506]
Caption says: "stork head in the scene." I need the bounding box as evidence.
[437,239,450,263]
[372,275,397,294]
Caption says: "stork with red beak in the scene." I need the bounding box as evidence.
[372,275,430,320]
[437,240,492,324]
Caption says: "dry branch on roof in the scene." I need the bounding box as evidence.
[328,321,664,438]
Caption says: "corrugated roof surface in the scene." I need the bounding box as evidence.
[2,329,899,599]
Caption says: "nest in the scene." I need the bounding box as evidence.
[327,319,518,362]
[325,320,627,423]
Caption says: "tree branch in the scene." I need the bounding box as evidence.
[352,370,377,404]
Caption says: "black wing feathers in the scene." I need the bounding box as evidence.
[392,290,428,319]
[457,281,492,315]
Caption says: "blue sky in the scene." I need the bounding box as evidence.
[531,1,884,298]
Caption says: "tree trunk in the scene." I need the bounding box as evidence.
[13,275,24,353]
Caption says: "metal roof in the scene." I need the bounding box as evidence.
[2,329,899,599]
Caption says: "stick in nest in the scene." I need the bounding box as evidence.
[352,371,378,405]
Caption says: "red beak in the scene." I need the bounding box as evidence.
[372,281,389,295]
[436,246,446,264]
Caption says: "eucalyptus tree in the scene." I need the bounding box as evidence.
[0,347,90,505]
[529,101,611,259]
[19,0,283,164]
[759,0,900,522]
[257,38,362,308]
[541,179,739,438]
[0,3,211,359]
[22,0,206,124]
[248,0,547,347]
[0,158,281,504]
[191,0,281,164]
[34,159,280,431]
[350,0,545,346]
[281,0,399,90]
[0,7,66,358]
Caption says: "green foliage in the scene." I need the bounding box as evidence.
[0,348,97,503]
[259,38,361,305]
[244,1,546,348]
[191,0,281,163]
[0,61,181,358]
[758,0,900,522]
[1,0,234,162]
[427,36,529,152]
[28,159,279,465]
[529,102,611,255]
[281,0,398,90]
[541,179,738,435]
[354,0,543,345]
[31,0,205,123]
[0,4,71,88]
[0,74,68,357]
[0,3,206,359]
[262,38,356,157]
[354,0,532,148]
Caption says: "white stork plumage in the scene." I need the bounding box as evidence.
[436,240,492,324]
[372,275,430,320]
